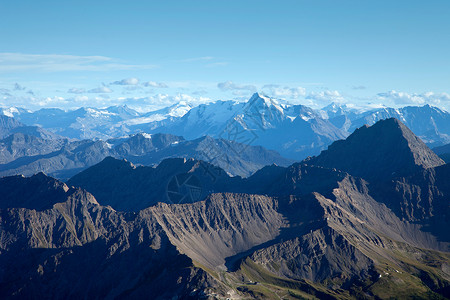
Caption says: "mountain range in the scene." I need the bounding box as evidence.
[0,117,449,299]
[0,131,292,180]
[3,93,450,160]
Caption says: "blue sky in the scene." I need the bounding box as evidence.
[1,0,450,111]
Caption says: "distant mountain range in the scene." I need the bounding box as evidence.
[3,93,450,160]
[0,118,449,299]
[0,131,293,179]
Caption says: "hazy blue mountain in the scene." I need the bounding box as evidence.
[0,114,23,138]
[5,105,141,139]
[0,133,68,164]
[0,132,293,179]
[0,114,63,140]
[323,103,450,147]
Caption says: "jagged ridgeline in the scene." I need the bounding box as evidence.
[0,118,449,299]
[3,93,450,162]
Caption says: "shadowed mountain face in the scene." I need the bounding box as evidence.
[434,142,450,163]
[0,174,221,299]
[1,118,450,299]
[0,173,71,210]
[368,163,450,242]
[67,156,238,211]
[307,118,445,181]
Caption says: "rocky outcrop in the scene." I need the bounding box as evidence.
[150,193,285,269]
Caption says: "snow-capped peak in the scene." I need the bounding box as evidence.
[247,93,284,114]
[0,106,30,118]
[1,107,19,118]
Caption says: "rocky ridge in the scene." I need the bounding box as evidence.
[0,118,449,299]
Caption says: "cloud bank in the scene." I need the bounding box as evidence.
[144,81,168,88]
[111,78,140,85]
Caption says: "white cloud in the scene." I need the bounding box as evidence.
[261,85,306,99]
[376,90,450,106]
[144,81,168,88]
[307,90,345,103]
[217,81,256,92]
[0,53,156,72]
[74,95,90,102]
[122,93,211,112]
[37,96,67,107]
[88,86,113,93]
[111,77,140,85]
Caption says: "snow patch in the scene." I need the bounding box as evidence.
[141,133,153,139]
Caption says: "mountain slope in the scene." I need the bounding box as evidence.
[1,110,450,299]
[3,162,450,298]
[67,157,236,211]
[434,142,450,163]
[307,118,445,181]
[0,173,221,299]
[0,115,23,138]
[0,133,68,164]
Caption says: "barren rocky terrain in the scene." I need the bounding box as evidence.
[0,118,449,299]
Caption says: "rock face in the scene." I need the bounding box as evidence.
[1,118,450,299]
[0,173,222,299]
[308,118,445,181]
[369,163,450,242]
